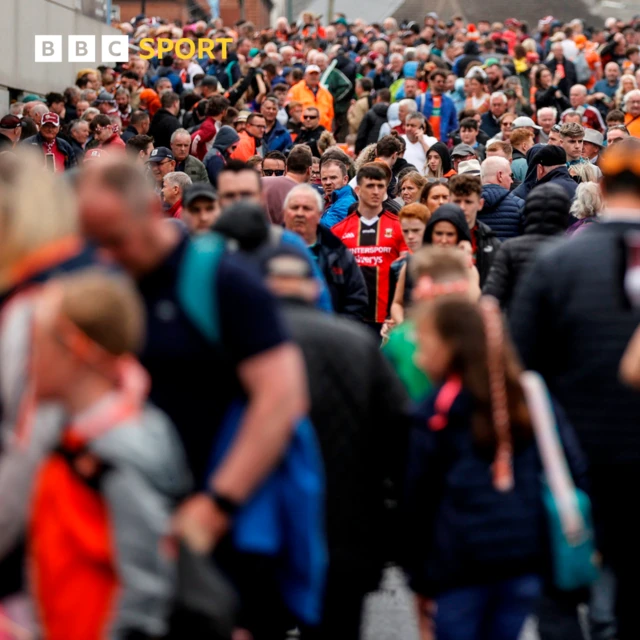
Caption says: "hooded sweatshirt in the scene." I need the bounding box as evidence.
[427,142,455,178]
[424,203,472,244]
[512,144,545,200]
[203,125,240,187]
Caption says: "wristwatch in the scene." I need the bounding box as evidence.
[209,489,242,517]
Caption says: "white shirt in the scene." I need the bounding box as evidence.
[402,134,438,173]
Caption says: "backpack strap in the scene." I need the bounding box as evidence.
[177,233,226,344]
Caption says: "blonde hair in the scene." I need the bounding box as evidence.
[568,162,599,184]
[616,74,638,108]
[570,182,603,219]
[58,270,145,355]
[0,150,77,290]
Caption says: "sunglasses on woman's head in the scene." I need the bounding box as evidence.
[426,178,448,184]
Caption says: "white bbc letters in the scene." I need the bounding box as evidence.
[101,36,128,62]
[68,36,96,62]
[35,36,63,63]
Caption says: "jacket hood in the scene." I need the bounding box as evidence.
[212,125,240,152]
[213,201,270,250]
[512,143,546,199]
[523,183,571,235]
[424,203,472,244]
[428,142,453,175]
[463,41,481,55]
[381,102,395,121]
[481,183,511,209]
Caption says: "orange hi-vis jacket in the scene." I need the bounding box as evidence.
[286,80,335,132]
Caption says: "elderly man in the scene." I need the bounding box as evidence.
[287,64,335,131]
[563,84,605,132]
[480,92,508,138]
[624,90,640,137]
[67,119,90,160]
[0,115,25,148]
[590,62,620,111]
[479,156,524,240]
[146,146,176,190]
[23,112,76,171]
[170,128,208,183]
[161,171,192,218]
[284,184,367,320]
[583,128,604,164]
[537,107,558,143]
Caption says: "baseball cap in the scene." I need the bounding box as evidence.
[451,143,477,158]
[334,17,348,26]
[22,94,41,103]
[183,183,218,208]
[512,116,542,131]
[535,145,567,167]
[146,147,175,163]
[0,115,25,130]
[583,128,604,147]
[306,65,321,74]
[84,148,108,162]
[260,244,313,279]
[41,113,60,127]
[483,57,501,68]
[458,159,482,175]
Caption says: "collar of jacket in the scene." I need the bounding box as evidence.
[316,223,344,249]
[331,185,354,202]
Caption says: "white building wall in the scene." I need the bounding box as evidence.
[0,0,119,97]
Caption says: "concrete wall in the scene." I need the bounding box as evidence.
[0,0,119,97]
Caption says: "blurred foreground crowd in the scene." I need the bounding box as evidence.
[3,8,640,640]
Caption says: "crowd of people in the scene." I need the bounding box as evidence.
[3,7,640,640]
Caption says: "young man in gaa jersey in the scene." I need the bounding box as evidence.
[332,163,407,334]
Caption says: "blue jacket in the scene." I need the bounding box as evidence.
[416,92,458,142]
[23,132,77,170]
[320,185,356,229]
[403,384,588,597]
[263,120,293,153]
[479,184,524,241]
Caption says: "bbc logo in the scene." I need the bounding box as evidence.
[34,35,129,63]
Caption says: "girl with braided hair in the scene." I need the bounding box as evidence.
[403,296,588,640]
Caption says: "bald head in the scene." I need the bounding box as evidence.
[481,156,513,189]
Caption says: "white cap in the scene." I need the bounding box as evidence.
[306,64,321,73]
[513,116,542,131]
[458,159,482,175]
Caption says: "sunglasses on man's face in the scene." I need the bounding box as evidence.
[263,169,285,176]
[303,114,318,120]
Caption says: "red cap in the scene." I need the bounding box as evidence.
[41,112,60,127]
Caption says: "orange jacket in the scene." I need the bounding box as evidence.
[230,130,258,162]
[626,112,640,138]
[286,80,335,131]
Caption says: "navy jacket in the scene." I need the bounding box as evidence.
[23,133,77,170]
[479,184,524,241]
[535,166,578,201]
[403,385,587,597]
[310,224,368,321]
[263,120,293,153]
[480,111,501,138]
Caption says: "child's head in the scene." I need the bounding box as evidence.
[448,174,484,229]
[459,117,479,146]
[33,271,145,402]
[414,296,530,445]
[399,203,430,252]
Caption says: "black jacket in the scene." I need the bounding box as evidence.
[148,108,181,149]
[480,111,501,138]
[282,299,411,586]
[545,57,578,98]
[356,103,389,154]
[67,137,85,162]
[294,125,326,157]
[121,124,140,143]
[310,225,369,321]
[536,165,578,200]
[475,221,501,287]
[510,220,640,467]
[483,183,570,309]
[534,86,570,114]
[23,133,77,170]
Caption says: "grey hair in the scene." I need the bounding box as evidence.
[163,171,192,192]
[170,128,191,143]
[537,106,557,121]
[9,103,24,116]
[568,162,599,184]
[398,98,418,113]
[81,107,100,121]
[32,104,49,118]
[284,183,323,213]
[569,182,602,219]
[490,91,508,104]
[406,111,427,127]
[624,89,640,107]
[70,120,88,133]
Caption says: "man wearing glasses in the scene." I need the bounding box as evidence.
[262,151,286,177]
[146,147,176,192]
[231,112,266,162]
[294,108,326,157]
